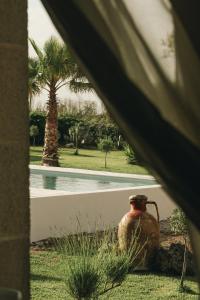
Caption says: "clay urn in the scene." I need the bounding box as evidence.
[118,194,160,268]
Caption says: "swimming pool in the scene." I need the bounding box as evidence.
[30,168,156,193]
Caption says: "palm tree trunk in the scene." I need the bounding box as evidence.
[42,84,59,166]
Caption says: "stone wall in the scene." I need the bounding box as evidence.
[0,1,29,298]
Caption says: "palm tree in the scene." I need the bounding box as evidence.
[29,36,92,166]
[28,57,41,110]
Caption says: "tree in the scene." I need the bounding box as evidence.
[170,208,189,292]
[98,138,114,168]
[30,125,39,146]
[29,36,92,166]
[28,58,41,110]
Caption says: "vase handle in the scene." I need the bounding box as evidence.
[147,201,160,223]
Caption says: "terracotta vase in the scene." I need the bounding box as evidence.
[118,195,160,268]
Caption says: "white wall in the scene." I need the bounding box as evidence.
[31,186,176,242]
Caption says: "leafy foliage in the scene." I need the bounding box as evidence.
[30,125,39,146]
[98,138,114,153]
[29,37,92,93]
[30,125,39,137]
[170,208,189,236]
[28,58,41,109]
[170,208,189,293]
[98,137,114,168]
[124,144,138,165]
[29,109,122,148]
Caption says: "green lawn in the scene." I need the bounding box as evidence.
[31,250,199,300]
[30,146,148,174]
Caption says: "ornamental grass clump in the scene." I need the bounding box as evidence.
[56,224,143,300]
[56,231,102,299]
[55,230,102,257]
[66,259,101,300]
[102,255,129,289]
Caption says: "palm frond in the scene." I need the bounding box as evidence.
[29,38,44,61]
[69,62,93,93]
[28,58,39,78]
[29,36,93,92]
[28,57,41,97]
[69,79,93,93]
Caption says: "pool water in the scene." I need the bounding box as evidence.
[30,169,156,192]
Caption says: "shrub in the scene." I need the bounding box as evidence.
[29,110,123,148]
[170,208,188,236]
[124,144,138,165]
[170,208,189,292]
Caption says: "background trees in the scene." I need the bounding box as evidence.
[29,105,122,150]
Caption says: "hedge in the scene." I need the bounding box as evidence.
[29,112,123,148]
